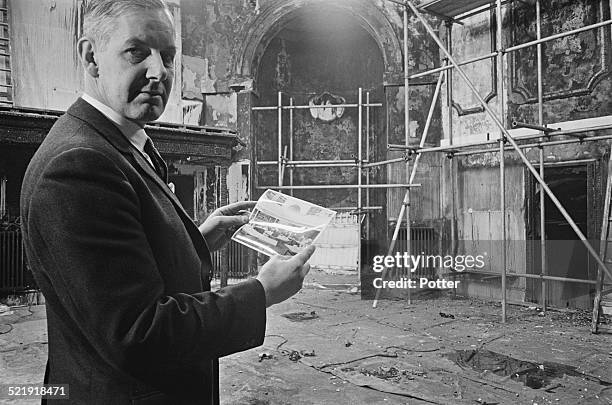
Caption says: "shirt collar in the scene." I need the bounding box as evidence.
[81,93,149,153]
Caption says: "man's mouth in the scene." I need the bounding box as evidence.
[139,92,165,104]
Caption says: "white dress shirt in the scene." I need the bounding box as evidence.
[81,93,155,168]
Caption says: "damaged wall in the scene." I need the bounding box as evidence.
[11,0,82,110]
[431,0,612,306]
[508,0,611,123]
[180,0,440,206]
[180,0,253,130]
[177,0,610,306]
[178,0,432,210]
[439,0,612,141]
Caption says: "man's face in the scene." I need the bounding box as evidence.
[92,9,176,125]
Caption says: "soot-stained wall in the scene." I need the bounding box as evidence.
[180,0,441,217]
[437,0,612,307]
[508,0,612,123]
[254,7,385,209]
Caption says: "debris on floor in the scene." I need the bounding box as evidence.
[288,350,302,362]
[281,310,319,321]
[300,349,316,357]
[445,349,612,390]
[258,352,273,362]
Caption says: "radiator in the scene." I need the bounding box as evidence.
[212,240,253,280]
[393,227,438,279]
[0,229,27,290]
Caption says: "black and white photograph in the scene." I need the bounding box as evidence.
[1,0,612,404]
[232,189,336,256]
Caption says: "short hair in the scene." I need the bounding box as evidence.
[82,0,173,49]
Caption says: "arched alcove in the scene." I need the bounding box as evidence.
[247,3,389,210]
[233,0,403,82]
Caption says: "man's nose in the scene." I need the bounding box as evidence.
[146,50,169,82]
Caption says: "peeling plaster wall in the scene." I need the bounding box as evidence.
[11,0,82,110]
[178,0,414,136]
[434,0,612,306]
[204,93,237,128]
[182,54,209,100]
[181,0,254,93]
[180,0,253,130]
[439,10,504,143]
[439,0,611,138]
[508,0,611,122]
[178,1,446,285]
[386,10,442,146]
[226,160,249,203]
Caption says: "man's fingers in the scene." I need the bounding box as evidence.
[216,215,249,228]
[220,201,256,214]
[300,263,311,278]
[290,245,316,266]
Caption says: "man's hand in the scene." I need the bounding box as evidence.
[256,245,316,307]
[199,201,256,251]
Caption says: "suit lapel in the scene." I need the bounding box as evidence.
[66,98,212,268]
[131,149,214,275]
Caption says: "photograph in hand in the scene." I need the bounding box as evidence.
[231,190,336,256]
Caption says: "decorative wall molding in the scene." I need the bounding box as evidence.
[451,9,498,116]
[509,0,609,103]
[308,92,346,122]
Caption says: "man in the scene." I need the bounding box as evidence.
[20,0,314,403]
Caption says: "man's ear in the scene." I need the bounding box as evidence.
[77,37,99,78]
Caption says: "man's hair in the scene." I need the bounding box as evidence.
[82,0,172,48]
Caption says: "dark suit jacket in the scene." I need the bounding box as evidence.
[20,98,266,404]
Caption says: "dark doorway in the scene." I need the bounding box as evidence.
[528,163,597,308]
[0,144,37,221]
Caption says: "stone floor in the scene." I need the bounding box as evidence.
[1,268,611,404]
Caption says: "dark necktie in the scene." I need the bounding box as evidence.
[144,137,168,184]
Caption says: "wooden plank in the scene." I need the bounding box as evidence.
[419,0,493,18]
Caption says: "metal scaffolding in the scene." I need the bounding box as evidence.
[372,0,612,329]
[250,0,612,329]
[252,89,421,279]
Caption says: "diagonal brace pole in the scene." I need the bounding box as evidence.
[403,0,612,283]
[372,72,445,308]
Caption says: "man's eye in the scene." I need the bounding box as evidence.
[162,53,175,67]
[127,48,148,60]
